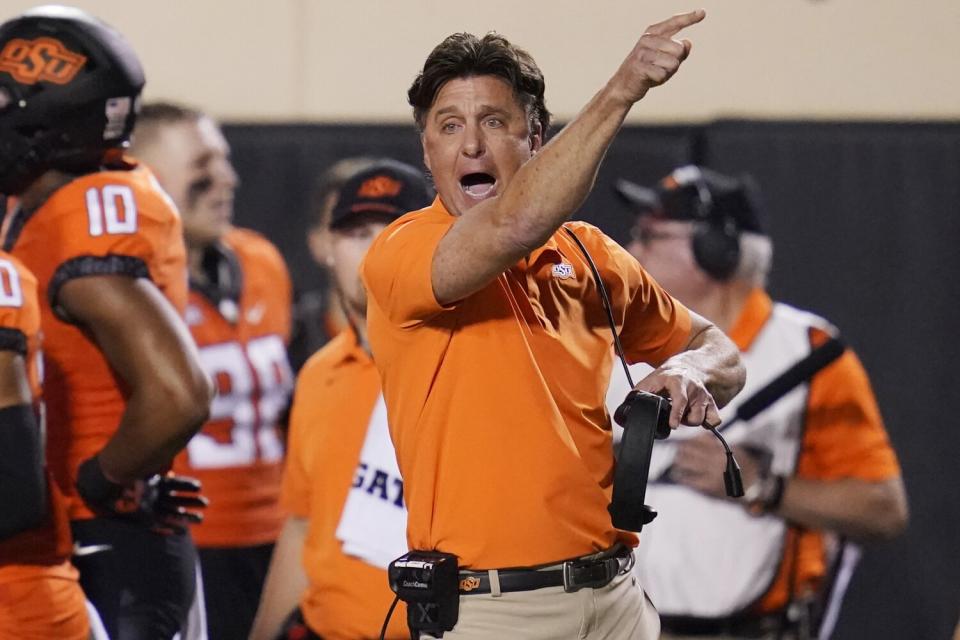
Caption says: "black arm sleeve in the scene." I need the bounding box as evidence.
[0,403,47,539]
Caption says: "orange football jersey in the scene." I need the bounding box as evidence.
[0,251,88,640]
[0,250,73,570]
[173,227,293,548]
[3,161,189,521]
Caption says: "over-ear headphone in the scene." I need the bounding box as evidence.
[676,167,742,281]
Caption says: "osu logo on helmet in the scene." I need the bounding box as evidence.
[0,37,87,85]
[357,175,403,200]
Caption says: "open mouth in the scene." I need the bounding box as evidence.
[459,172,497,200]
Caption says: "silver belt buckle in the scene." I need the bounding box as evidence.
[562,557,612,593]
[561,560,583,593]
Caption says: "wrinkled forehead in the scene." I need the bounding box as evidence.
[428,75,528,118]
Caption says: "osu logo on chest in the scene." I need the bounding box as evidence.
[551,262,575,280]
[0,37,87,85]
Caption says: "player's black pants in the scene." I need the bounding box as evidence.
[199,542,275,640]
[72,517,198,640]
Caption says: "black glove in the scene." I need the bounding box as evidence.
[76,455,208,534]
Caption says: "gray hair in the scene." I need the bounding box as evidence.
[734,232,773,287]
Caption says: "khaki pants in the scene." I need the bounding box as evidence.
[422,571,659,640]
[661,630,781,640]
[661,635,748,640]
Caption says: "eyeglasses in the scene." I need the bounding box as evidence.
[630,224,693,245]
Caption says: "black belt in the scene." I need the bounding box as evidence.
[660,613,787,637]
[457,545,634,595]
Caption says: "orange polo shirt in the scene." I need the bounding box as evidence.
[362,197,692,569]
[282,328,407,640]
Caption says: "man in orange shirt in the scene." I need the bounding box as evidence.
[0,8,212,639]
[131,102,295,640]
[251,159,432,640]
[361,12,745,639]
[611,166,908,639]
[288,156,379,372]
[0,251,90,639]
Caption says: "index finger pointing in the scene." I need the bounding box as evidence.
[646,9,706,38]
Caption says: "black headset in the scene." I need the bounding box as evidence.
[685,169,742,282]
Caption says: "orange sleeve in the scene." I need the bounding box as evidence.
[573,223,691,366]
[0,257,33,345]
[280,363,321,518]
[798,330,901,481]
[361,213,455,328]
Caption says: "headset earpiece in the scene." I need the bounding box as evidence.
[692,217,740,281]
[680,168,741,281]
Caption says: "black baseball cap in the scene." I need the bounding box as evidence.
[330,159,433,228]
[615,165,765,235]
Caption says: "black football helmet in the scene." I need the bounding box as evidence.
[0,5,144,194]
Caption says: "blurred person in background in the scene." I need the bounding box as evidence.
[609,165,908,639]
[251,159,432,640]
[132,102,295,640]
[287,156,377,372]
[1,8,213,638]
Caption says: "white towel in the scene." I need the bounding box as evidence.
[335,393,408,569]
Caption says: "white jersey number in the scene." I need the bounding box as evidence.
[85,185,138,237]
[0,259,23,307]
[187,334,293,469]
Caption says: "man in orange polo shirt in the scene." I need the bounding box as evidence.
[361,12,746,640]
[611,166,908,639]
[250,159,433,640]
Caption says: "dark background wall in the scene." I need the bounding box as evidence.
[223,120,960,640]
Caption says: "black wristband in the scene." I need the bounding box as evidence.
[76,456,124,506]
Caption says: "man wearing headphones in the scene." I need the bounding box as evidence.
[610,166,909,639]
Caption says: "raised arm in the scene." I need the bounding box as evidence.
[431,10,706,305]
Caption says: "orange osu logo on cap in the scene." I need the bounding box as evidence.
[0,37,87,85]
[357,175,403,200]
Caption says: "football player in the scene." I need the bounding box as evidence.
[0,250,90,639]
[0,7,213,639]
[131,102,294,640]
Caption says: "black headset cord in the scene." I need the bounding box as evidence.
[562,226,743,498]
[379,593,401,640]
